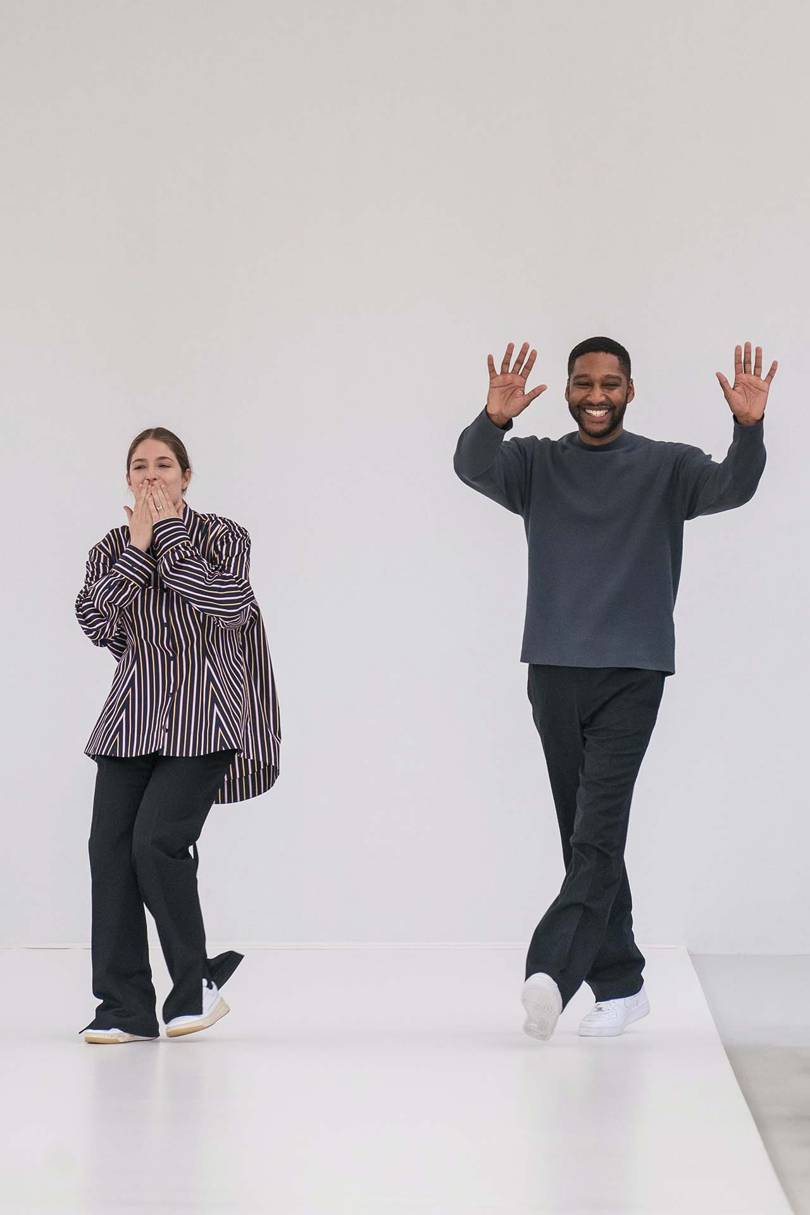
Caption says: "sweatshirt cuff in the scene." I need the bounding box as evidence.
[454,407,515,473]
[480,405,513,433]
[464,405,513,447]
[115,543,156,587]
[734,415,764,431]
[152,515,189,560]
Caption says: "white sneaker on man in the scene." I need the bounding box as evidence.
[578,985,650,1036]
[164,979,230,1038]
[521,972,563,1041]
[83,1028,158,1044]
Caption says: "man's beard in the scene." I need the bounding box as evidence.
[569,397,628,437]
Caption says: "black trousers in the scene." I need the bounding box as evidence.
[525,665,666,1010]
[81,748,243,1038]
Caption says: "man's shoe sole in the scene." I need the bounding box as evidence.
[521,975,562,1041]
[83,1031,159,1044]
[578,994,650,1037]
[165,996,230,1038]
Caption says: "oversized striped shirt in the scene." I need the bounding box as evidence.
[76,500,281,804]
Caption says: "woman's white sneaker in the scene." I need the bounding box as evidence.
[165,979,229,1038]
[521,972,563,1041]
[578,985,650,1036]
[83,1028,159,1044]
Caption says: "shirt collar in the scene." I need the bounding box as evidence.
[570,428,632,452]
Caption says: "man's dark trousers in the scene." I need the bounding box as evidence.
[525,664,666,1010]
[81,748,242,1038]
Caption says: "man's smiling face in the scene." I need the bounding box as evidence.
[565,352,635,445]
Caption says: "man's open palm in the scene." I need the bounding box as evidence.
[716,341,778,425]
[487,342,548,426]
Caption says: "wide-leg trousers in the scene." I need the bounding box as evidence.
[525,664,666,1010]
[80,748,243,1038]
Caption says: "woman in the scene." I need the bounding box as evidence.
[75,427,281,1044]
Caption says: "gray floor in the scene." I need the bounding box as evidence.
[691,954,810,1215]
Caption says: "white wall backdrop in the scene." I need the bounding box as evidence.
[1,0,807,950]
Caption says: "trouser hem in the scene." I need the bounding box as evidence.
[587,977,645,1002]
[79,1015,160,1037]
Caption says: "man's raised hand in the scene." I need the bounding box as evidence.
[486,342,548,428]
[716,341,778,426]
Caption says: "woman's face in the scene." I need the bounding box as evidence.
[127,439,191,505]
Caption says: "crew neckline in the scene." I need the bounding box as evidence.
[568,428,633,452]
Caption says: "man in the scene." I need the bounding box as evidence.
[453,337,776,1041]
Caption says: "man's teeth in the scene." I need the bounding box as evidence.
[585,408,609,416]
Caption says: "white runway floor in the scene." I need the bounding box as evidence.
[0,945,792,1214]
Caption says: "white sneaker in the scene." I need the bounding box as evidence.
[578,985,650,1037]
[165,979,230,1038]
[521,972,563,1041]
[83,1028,159,1045]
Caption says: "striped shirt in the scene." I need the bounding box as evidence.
[76,500,281,804]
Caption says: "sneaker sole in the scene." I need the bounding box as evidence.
[521,978,562,1041]
[578,997,650,1037]
[165,996,230,1038]
[83,1032,159,1045]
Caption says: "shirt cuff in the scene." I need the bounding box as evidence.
[734,415,764,430]
[151,515,189,560]
[115,543,157,587]
[481,406,513,433]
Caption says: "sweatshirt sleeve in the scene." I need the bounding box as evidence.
[75,534,155,658]
[673,415,767,521]
[151,515,257,629]
[453,406,533,515]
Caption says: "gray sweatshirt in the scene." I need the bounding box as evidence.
[453,407,766,675]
